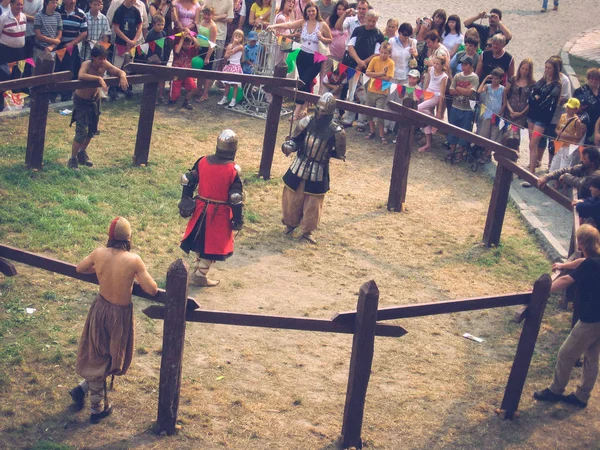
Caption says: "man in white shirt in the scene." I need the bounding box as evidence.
[0,0,27,69]
[334,0,368,44]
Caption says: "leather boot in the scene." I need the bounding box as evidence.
[190,257,219,287]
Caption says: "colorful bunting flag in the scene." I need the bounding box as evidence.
[347,67,355,80]
[568,144,579,155]
[66,45,74,56]
[381,80,392,91]
[17,60,26,73]
[98,41,111,50]
[286,48,300,74]
[56,48,67,61]
[25,57,35,67]
[338,63,347,75]
[532,131,543,138]
[140,43,149,54]
[148,41,156,52]
[553,140,563,152]
[373,78,382,90]
[313,52,327,64]
[423,91,434,100]
[155,38,165,49]
[7,62,17,73]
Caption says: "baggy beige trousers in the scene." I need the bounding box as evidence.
[550,320,600,403]
[281,180,325,235]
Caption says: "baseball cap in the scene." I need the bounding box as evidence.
[247,31,258,41]
[460,56,474,66]
[566,98,580,109]
[408,69,420,78]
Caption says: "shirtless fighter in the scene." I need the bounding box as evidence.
[68,45,129,169]
[69,217,158,423]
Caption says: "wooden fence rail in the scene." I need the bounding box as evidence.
[0,70,72,91]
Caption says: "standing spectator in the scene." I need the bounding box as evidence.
[237,0,255,36]
[533,224,600,410]
[334,0,368,42]
[527,58,561,173]
[429,8,446,37]
[450,34,479,76]
[273,0,297,65]
[540,0,559,13]
[476,67,505,159]
[107,0,149,43]
[447,55,479,159]
[173,0,199,33]
[574,68,600,145]
[217,28,243,107]
[539,56,571,169]
[268,1,332,121]
[241,29,257,73]
[55,0,88,102]
[595,117,600,146]
[338,8,383,128]
[248,0,273,28]
[225,0,241,45]
[148,0,178,62]
[33,0,62,70]
[423,30,449,72]
[195,5,217,102]
[464,8,512,46]
[417,55,448,153]
[315,0,333,20]
[475,33,513,84]
[169,30,199,109]
[146,14,167,103]
[22,0,43,79]
[81,0,110,61]
[383,17,397,41]
[554,98,585,146]
[503,58,535,152]
[204,0,234,70]
[323,0,346,66]
[109,0,142,99]
[364,40,394,143]
[442,14,462,58]
[0,0,27,71]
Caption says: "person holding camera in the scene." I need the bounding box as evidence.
[334,0,368,42]
[464,8,511,47]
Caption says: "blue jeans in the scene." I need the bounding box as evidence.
[447,108,474,147]
[542,0,559,8]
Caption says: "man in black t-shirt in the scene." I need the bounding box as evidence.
[109,0,141,99]
[340,9,384,128]
[463,8,512,47]
[534,224,600,409]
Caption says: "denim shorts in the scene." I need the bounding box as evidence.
[527,118,546,128]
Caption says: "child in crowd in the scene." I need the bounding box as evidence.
[170,31,200,110]
[196,5,217,102]
[384,18,398,41]
[365,41,395,143]
[392,69,422,144]
[218,29,244,107]
[146,15,167,103]
[575,175,600,229]
[417,55,448,152]
[242,30,259,74]
[83,0,111,61]
[322,66,347,98]
[447,56,479,160]
[477,67,505,158]
[555,97,585,145]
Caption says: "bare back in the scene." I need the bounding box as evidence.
[77,247,158,305]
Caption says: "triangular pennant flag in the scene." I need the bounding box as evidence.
[277,35,282,44]
[55,48,67,61]
[189,30,197,36]
[17,60,26,73]
[292,41,301,51]
[568,144,579,155]
[155,38,165,49]
[286,48,300,74]
[373,78,382,90]
[532,131,543,138]
[415,88,423,98]
[148,41,156,52]
[406,86,414,95]
[66,45,74,56]
[491,113,497,125]
[469,99,477,109]
[209,41,217,49]
[553,140,563,152]
[129,47,136,57]
[479,103,486,117]
[362,74,370,86]
[140,43,149,54]
[347,67,355,80]
[313,52,327,64]
[7,62,17,73]
[389,83,398,94]
[498,118,505,129]
[88,41,95,51]
[25,57,35,67]
[98,41,110,50]
[423,91,434,100]
[136,46,142,56]
[174,32,183,37]
[338,63,347,75]
[116,44,127,56]
[400,85,406,96]
[381,80,392,91]
[511,124,519,132]
[167,35,176,40]
[520,128,528,141]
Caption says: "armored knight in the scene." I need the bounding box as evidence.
[179,129,244,286]
[281,92,347,244]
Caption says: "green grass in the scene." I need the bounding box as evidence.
[568,54,596,88]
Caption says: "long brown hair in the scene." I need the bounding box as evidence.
[303,1,323,21]
[577,224,600,257]
[515,58,534,85]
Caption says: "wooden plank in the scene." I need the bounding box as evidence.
[133,82,159,166]
[387,97,416,212]
[388,101,519,161]
[125,63,301,87]
[258,63,287,180]
[483,163,513,247]
[35,74,158,93]
[156,259,189,436]
[25,57,54,170]
[494,155,573,211]
[341,280,379,449]
[500,274,551,419]
[0,71,71,91]
[0,257,17,276]
[142,305,407,337]
[332,292,531,325]
[0,244,201,310]
[272,86,401,123]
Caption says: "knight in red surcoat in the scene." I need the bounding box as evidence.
[179,129,244,286]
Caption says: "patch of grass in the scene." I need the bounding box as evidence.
[568,54,596,88]
[31,441,75,450]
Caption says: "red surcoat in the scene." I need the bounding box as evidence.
[181,158,238,257]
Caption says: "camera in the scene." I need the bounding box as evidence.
[419,17,430,25]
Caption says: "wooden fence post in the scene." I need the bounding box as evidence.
[483,162,513,246]
[387,97,416,212]
[499,274,551,419]
[133,81,159,166]
[25,57,54,170]
[259,62,287,180]
[341,280,379,449]
[156,258,189,435]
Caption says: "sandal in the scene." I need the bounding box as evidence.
[380,136,388,144]
[365,132,376,140]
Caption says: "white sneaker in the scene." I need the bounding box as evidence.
[228,99,236,108]
[217,96,228,105]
